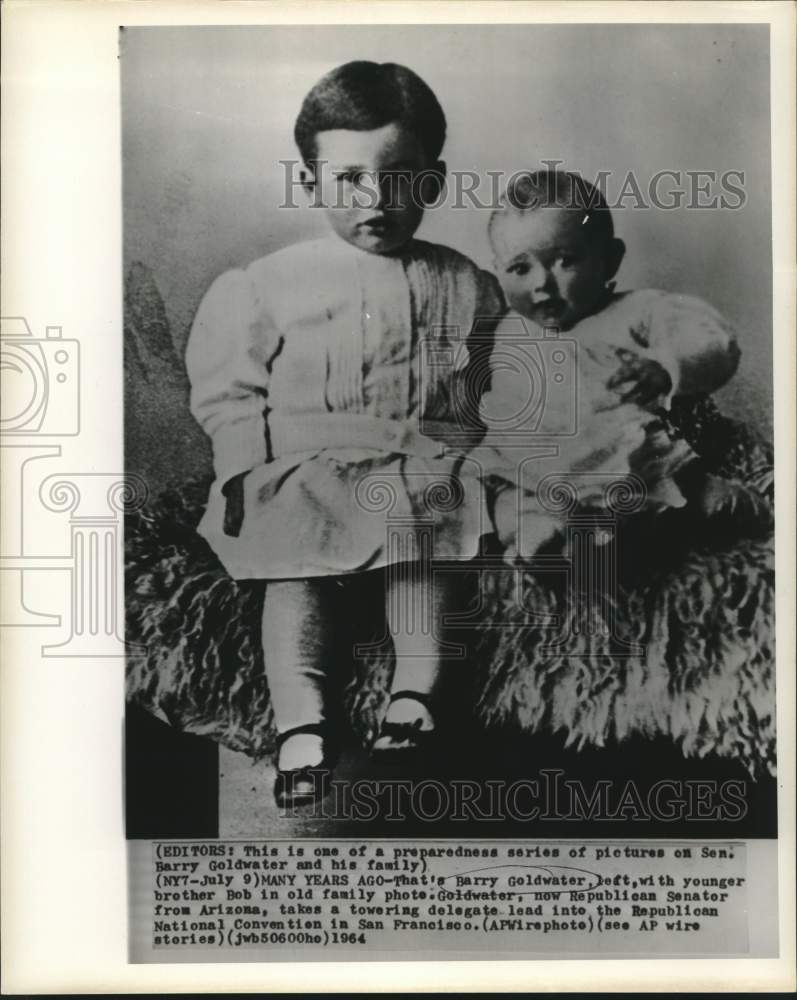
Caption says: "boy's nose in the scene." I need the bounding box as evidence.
[374,171,398,208]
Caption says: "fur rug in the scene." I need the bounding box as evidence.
[125,397,775,778]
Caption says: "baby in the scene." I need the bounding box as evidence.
[477,169,742,558]
[186,61,503,807]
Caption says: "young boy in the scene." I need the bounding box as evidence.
[186,62,504,805]
[478,169,743,559]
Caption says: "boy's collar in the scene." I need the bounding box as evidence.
[321,232,420,260]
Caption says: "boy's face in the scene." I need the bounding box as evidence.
[307,121,438,255]
[491,206,624,331]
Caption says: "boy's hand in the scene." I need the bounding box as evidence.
[222,472,248,537]
[608,349,673,406]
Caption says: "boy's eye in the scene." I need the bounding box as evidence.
[507,262,530,276]
[336,171,364,185]
[557,254,577,268]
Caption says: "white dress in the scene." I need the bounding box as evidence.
[185,235,505,579]
[474,290,741,557]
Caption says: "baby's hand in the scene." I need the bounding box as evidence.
[608,349,673,406]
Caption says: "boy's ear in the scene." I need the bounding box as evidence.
[300,167,317,200]
[605,237,626,281]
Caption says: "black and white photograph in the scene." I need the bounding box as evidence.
[2,0,795,990]
[117,17,787,964]
[124,23,775,835]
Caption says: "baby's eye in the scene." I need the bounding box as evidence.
[336,171,363,186]
[507,262,530,276]
[557,254,578,268]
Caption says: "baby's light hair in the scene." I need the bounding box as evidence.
[489,169,615,248]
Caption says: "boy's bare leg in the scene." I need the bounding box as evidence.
[261,578,333,769]
[383,561,456,729]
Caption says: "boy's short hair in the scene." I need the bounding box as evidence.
[490,170,615,246]
[294,61,446,167]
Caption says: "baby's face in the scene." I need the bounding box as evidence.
[309,122,434,255]
[491,206,620,331]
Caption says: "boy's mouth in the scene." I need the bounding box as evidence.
[360,216,389,232]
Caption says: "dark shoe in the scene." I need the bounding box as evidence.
[371,690,438,757]
[273,723,336,809]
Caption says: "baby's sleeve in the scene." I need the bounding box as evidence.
[638,291,741,397]
[185,267,282,487]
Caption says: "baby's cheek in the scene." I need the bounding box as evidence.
[502,282,530,315]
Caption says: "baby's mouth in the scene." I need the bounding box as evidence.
[530,298,565,317]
